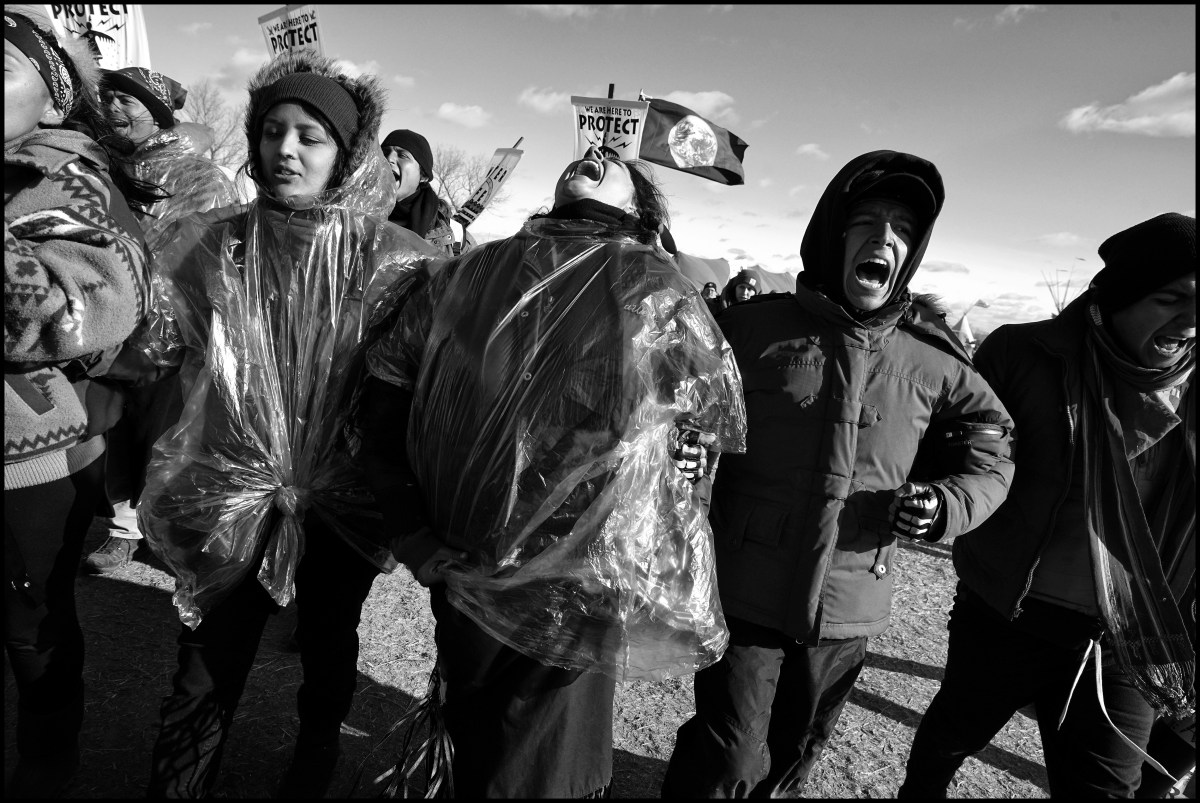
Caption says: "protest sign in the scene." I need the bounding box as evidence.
[570,96,649,161]
[258,4,322,58]
[452,145,524,227]
[44,4,152,69]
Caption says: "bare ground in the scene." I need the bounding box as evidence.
[4,523,1054,798]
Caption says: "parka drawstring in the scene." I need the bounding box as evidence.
[1057,639,1176,782]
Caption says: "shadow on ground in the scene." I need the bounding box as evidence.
[4,529,423,799]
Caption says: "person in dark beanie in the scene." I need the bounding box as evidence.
[722,267,759,307]
[900,212,1195,798]
[702,280,725,316]
[83,67,237,576]
[4,5,151,796]
[661,150,1015,797]
[119,51,439,798]
[381,127,473,255]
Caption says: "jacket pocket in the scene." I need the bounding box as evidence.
[711,490,794,550]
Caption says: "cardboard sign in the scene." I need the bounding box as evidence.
[258,4,322,58]
[44,3,152,69]
[570,96,649,161]
[452,147,524,227]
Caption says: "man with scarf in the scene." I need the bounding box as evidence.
[661,150,1015,797]
[900,212,1196,798]
[380,128,473,256]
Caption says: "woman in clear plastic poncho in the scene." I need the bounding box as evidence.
[129,52,439,798]
[359,145,747,798]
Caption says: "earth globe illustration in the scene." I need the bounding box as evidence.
[668,115,718,168]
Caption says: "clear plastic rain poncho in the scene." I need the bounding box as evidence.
[135,148,440,628]
[368,215,748,680]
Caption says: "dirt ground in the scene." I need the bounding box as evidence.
[6,523,1061,798]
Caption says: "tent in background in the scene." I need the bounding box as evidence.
[675,252,731,289]
[751,268,796,294]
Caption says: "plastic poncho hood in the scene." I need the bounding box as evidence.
[135,53,440,628]
[370,215,748,680]
[117,123,238,253]
[799,150,945,311]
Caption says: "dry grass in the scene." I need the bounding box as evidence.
[4,524,1052,798]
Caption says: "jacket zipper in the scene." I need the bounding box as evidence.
[1012,345,1076,620]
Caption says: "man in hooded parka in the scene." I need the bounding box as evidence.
[662,150,1016,797]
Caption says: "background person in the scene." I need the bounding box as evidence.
[358,144,746,797]
[900,212,1195,799]
[722,267,759,307]
[701,280,725,317]
[381,128,473,256]
[83,66,237,575]
[662,150,1015,798]
[4,7,151,796]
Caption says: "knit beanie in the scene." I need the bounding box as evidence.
[101,67,187,128]
[381,129,434,180]
[1093,213,1196,314]
[256,72,359,150]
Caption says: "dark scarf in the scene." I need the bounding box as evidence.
[1082,302,1196,718]
[388,182,440,238]
[536,198,645,232]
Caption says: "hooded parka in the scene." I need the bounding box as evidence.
[710,150,1015,643]
[132,52,440,628]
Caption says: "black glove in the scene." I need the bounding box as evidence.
[888,482,944,541]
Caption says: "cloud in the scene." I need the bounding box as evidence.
[662,90,739,126]
[921,260,970,274]
[437,102,493,128]
[1034,232,1087,247]
[231,48,270,70]
[506,5,601,20]
[795,143,829,160]
[1060,72,1195,137]
[518,86,571,115]
[995,5,1047,26]
[333,59,382,79]
[758,178,774,188]
[784,209,808,219]
[179,22,213,35]
[727,247,749,257]
[787,184,807,198]
[393,75,416,89]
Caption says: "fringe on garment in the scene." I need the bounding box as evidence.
[351,665,455,798]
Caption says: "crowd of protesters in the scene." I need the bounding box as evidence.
[4,4,1195,799]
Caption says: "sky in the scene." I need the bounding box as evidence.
[138,4,1195,333]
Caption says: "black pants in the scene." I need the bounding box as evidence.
[661,617,867,798]
[430,586,616,798]
[900,582,1157,798]
[4,457,105,760]
[147,517,380,798]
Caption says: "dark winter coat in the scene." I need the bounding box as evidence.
[709,151,1015,642]
[951,292,1196,622]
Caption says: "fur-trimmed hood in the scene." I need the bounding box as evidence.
[244,51,385,181]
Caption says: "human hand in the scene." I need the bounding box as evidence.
[888,482,943,541]
[672,426,717,482]
[414,547,470,587]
